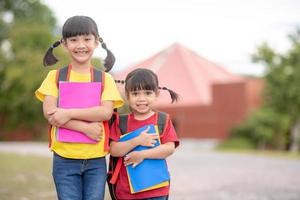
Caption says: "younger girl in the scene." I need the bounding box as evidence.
[109,68,180,200]
[35,16,123,200]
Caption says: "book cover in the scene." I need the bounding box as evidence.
[119,125,170,193]
[56,81,102,143]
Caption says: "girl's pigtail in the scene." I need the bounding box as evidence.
[159,86,179,103]
[43,40,61,67]
[115,80,125,84]
[99,37,115,72]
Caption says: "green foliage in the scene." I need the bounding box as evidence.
[0,0,57,131]
[0,0,105,136]
[252,29,300,121]
[228,28,300,150]
[217,137,256,150]
[231,108,290,149]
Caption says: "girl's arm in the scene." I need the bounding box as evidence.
[44,95,103,141]
[45,95,114,126]
[124,142,175,168]
[132,142,175,159]
[63,120,103,141]
[66,100,114,122]
[110,126,159,157]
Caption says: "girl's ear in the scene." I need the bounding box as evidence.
[62,39,68,49]
[155,90,160,97]
[95,37,100,47]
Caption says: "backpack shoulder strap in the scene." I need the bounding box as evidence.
[56,65,69,87]
[56,65,103,83]
[92,67,103,82]
[118,114,129,134]
[157,111,169,135]
[92,67,105,93]
[117,112,168,135]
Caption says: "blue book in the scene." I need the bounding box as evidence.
[119,124,170,193]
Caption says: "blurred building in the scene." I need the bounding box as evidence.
[113,43,263,139]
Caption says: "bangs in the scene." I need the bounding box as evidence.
[125,72,157,92]
[62,16,99,38]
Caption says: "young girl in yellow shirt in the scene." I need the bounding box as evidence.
[35,15,123,200]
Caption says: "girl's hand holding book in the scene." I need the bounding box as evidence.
[134,126,159,147]
[84,122,103,141]
[124,151,144,168]
[47,108,71,127]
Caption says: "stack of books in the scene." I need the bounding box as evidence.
[119,124,170,193]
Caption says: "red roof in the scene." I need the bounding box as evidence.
[113,43,243,107]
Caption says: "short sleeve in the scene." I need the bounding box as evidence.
[35,70,58,102]
[102,73,124,109]
[160,118,180,148]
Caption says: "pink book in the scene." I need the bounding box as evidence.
[56,82,102,143]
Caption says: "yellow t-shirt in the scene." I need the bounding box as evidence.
[35,69,124,159]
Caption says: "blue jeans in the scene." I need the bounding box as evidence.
[52,153,107,200]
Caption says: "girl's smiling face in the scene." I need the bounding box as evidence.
[127,89,159,119]
[63,34,99,66]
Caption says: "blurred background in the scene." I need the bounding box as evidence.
[0,0,300,199]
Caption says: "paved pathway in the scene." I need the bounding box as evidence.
[1,140,300,200]
[168,140,300,200]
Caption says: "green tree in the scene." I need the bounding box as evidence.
[0,0,105,140]
[0,0,57,139]
[252,29,300,152]
[226,29,300,152]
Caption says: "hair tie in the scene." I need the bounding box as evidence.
[51,40,61,49]
[159,86,168,90]
[101,42,107,49]
[115,80,125,84]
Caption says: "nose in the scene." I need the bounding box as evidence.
[76,38,86,48]
[137,93,146,101]
[77,41,85,48]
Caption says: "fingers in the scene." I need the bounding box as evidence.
[132,163,139,168]
[124,155,131,166]
[48,117,60,127]
[141,126,151,134]
[151,134,159,140]
[47,108,57,116]
[124,155,129,161]
[95,134,102,142]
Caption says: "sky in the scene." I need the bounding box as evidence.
[42,0,300,76]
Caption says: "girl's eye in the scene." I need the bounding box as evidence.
[70,38,77,42]
[146,91,153,95]
[131,92,138,96]
[85,38,92,41]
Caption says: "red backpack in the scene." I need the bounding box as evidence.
[107,112,169,200]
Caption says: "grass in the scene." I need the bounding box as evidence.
[0,152,111,200]
[216,148,300,160]
[216,137,300,160]
[0,152,56,200]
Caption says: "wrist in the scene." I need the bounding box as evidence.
[131,137,141,147]
[139,150,147,159]
[81,122,88,133]
[68,108,75,119]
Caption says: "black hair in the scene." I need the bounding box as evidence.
[116,68,179,103]
[43,15,115,72]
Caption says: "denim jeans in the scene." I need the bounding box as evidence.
[52,153,107,200]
